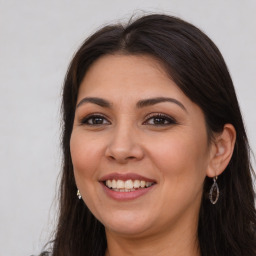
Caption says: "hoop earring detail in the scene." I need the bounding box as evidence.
[77,189,82,199]
[209,176,219,204]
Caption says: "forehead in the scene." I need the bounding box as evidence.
[85,54,167,79]
[78,54,185,102]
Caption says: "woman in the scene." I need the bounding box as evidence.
[44,14,256,256]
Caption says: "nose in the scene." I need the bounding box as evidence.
[105,124,144,164]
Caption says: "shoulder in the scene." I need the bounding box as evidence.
[31,252,51,256]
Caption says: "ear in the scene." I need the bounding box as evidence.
[206,124,236,178]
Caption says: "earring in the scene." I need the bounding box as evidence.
[77,189,82,199]
[209,176,219,204]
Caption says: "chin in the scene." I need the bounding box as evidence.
[101,211,153,236]
[106,222,152,237]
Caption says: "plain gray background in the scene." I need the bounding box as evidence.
[0,1,255,255]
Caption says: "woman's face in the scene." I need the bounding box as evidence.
[70,54,213,238]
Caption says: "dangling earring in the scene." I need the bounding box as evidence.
[77,189,82,199]
[209,176,219,204]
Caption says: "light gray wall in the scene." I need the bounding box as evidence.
[0,1,255,255]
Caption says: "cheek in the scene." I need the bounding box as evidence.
[147,131,209,188]
[70,131,103,180]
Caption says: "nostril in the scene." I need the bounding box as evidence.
[108,155,115,160]
[105,142,144,163]
[127,156,136,160]
[107,155,137,163]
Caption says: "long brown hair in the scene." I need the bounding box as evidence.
[44,14,256,256]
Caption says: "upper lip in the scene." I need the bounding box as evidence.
[99,172,156,183]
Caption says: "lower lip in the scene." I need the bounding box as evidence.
[101,183,155,201]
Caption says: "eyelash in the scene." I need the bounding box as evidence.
[80,113,110,126]
[80,113,177,126]
[143,113,177,126]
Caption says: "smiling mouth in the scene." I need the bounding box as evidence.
[104,179,155,192]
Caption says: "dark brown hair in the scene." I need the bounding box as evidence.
[44,14,256,256]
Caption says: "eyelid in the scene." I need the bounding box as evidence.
[79,113,111,125]
[143,112,177,125]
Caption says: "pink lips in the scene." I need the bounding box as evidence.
[99,172,156,201]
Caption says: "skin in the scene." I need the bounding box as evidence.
[70,54,236,256]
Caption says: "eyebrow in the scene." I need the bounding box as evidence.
[76,97,112,109]
[136,97,187,112]
[76,96,187,112]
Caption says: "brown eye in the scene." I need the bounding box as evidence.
[81,115,110,126]
[150,117,169,125]
[144,113,177,126]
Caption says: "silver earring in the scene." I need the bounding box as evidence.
[209,176,219,204]
[77,189,82,199]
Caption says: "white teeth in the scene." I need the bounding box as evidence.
[146,181,153,187]
[125,179,133,189]
[134,180,140,188]
[105,179,154,191]
[117,180,125,189]
[106,180,112,188]
[112,179,117,188]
